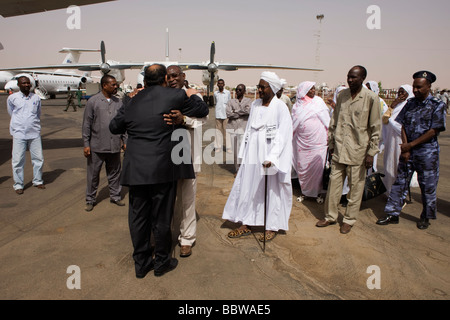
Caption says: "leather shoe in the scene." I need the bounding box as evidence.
[376,215,399,225]
[340,223,352,234]
[110,199,125,206]
[85,203,94,212]
[180,245,192,258]
[315,219,336,228]
[154,258,178,277]
[417,218,430,230]
[35,184,46,189]
[136,261,155,279]
[15,189,24,195]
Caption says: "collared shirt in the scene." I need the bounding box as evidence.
[396,94,446,151]
[226,97,252,133]
[214,89,231,119]
[328,87,381,165]
[7,91,41,140]
[82,92,124,153]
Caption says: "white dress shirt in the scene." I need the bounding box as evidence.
[214,89,231,119]
[7,92,41,140]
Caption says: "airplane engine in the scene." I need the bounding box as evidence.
[201,70,219,90]
[80,77,87,83]
[109,69,125,84]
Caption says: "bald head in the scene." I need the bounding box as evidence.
[144,64,167,87]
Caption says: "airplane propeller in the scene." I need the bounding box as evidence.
[207,42,217,94]
[79,41,128,74]
[99,40,111,74]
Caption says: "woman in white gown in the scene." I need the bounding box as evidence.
[222,72,293,242]
[382,84,418,195]
[292,81,330,203]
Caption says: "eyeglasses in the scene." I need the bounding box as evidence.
[256,85,270,90]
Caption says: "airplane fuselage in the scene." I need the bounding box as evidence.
[0,71,16,89]
[5,73,92,98]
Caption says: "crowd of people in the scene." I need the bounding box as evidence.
[6,64,447,279]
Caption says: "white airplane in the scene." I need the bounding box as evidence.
[2,29,323,102]
[2,48,99,98]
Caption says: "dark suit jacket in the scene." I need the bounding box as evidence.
[109,86,209,186]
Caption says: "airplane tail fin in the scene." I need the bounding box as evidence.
[56,48,100,74]
[59,48,100,65]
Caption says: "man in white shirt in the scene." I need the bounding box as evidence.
[7,76,45,194]
[164,65,208,258]
[214,79,231,152]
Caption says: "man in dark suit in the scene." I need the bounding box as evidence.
[109,64,208,278]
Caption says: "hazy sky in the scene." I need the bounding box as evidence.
[1,0,449,90]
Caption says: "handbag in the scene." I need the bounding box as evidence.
[362,168,387,201]
[322,148,331,190]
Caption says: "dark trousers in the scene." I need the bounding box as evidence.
[128,182,178,275]
[86,152,122,203]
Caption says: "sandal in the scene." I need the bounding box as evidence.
[228,228,252,238]
[259,231,277,242]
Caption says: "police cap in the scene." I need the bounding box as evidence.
[413,71,437,83]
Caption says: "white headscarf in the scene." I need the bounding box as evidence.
[367,81,380,95]
[399,84,413,99]
[296,81,316,101]
[333,85,346,104]
[261,71,283,94]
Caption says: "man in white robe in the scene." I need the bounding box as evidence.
[222,72,293,242]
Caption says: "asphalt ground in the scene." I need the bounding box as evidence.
[0,93,449,304]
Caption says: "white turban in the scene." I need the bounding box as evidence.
[261,71,283,94]
[280,78,287,89]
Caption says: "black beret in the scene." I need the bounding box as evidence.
[413,71,437,83]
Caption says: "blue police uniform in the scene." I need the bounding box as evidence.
[384,94,446,220]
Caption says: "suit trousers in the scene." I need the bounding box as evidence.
[324,160,366,226]
[128,182,178,275]
[86,152,122,203]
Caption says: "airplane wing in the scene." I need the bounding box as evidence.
[182,62,323,72]
[0,0,115,18]
[0,63,145,72]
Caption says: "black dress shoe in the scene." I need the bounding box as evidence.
[154,258,178,277]
[417,218,430,230]
[376,215,399,225]
[136,261,155,279]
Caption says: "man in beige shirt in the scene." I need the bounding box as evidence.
[316,65,381,234]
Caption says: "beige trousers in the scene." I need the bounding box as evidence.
[173,178,197,246]
[214,118,229,150]
[324,160,367,226]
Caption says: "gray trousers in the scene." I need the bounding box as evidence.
[86,152,122,203]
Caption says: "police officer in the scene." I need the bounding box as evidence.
[376,71,446,230]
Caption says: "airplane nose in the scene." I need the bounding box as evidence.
[5,81,18,92]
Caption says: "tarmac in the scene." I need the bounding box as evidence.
[0,93,449,301]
